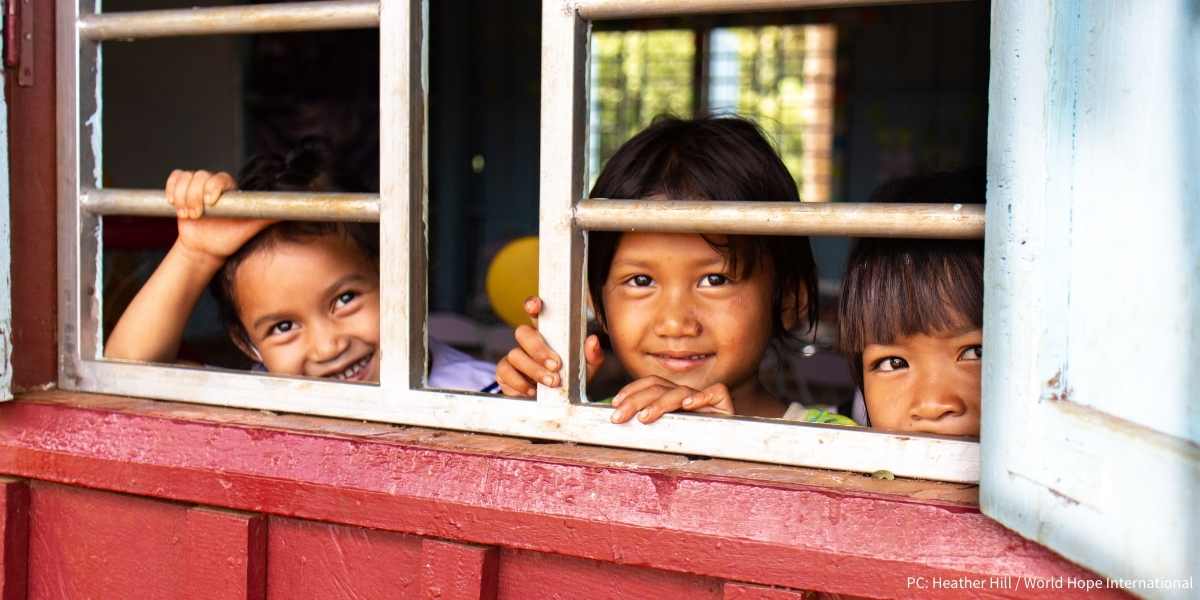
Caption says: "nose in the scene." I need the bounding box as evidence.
[307,319,350,363]
[909,371,967,423]
[652,289,701,338]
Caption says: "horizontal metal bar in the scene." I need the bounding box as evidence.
[575,0,956,20]
[575,199,984,239]
[78,0,379,41]
[82,188,380,223]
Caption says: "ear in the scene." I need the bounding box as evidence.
[586,291,608,332]
[780,281,810,332]
[230,328,262,363]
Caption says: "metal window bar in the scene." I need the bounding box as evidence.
[78,0,380,41]
[58,0,982,484]
[538,0,983,482]
[82,189,380,222]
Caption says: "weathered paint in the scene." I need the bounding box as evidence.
[0,16,11,400]
[722,581,814,600]
[78,0,379,41]
[0,478,30,600]
[7,0,56,388]
[0,392,1125,599]
[982,0,1199,595]
[27,482,192,598]
[266,517,422,599]
[421,539,499,600]
[183,508,268,600]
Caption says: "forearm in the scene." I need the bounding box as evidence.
[104,241,224,363]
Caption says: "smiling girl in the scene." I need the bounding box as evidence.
[104,144,384,383]
[495,115,821,424]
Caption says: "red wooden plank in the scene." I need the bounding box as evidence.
[421,539,498,600]
[0,478,30,600]
[724,582,815,600]
[6,0,58,389]
[0,396,1129,599]
[497,548,723,599]
[26,482,188,599]
[184,507,267,600]
[266,515,422,599]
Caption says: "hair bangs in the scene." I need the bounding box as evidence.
[586,115,819,341]
[839,239,984,354]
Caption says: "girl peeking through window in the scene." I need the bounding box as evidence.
[838,171,985,437]
[105,138,494,391]
[495,115,826,424]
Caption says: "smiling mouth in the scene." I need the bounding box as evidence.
[332,352,374,381]
[648,352,714,372]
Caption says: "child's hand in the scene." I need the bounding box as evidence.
[494,296,605,397]
[165,169,275,265]
[609,376,734,424]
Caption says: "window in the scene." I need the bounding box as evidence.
[58,0,979,483]
[54,0,1198,589]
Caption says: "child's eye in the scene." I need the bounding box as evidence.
[959,345,983,361]
[268,321,296,337]
[335,291,359,307]
[624,274,654,287]
[698,274,729,287]
[872,356,909,372]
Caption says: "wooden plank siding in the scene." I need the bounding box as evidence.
[0,392,1127,599]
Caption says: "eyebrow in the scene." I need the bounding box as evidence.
[249,273,371,332]
[610,256,727,270]
[319,273,371,300]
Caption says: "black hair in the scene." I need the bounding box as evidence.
[586,115,819,342]
[837,169,986,388]
[209,137,379,353]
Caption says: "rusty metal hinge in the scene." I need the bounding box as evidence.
[3,0,34,86]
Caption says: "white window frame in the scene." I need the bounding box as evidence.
[981,0,1199,590]
[58,0,984,483]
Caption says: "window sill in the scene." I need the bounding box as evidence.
[0,390,1103,597]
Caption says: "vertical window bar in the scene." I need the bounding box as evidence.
[537,3,588,406]
[378,0,426,391]
[56,0,103,384]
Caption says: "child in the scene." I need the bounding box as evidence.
[495,115,821,424]
[105,141,494,390]
[837,171,985,436]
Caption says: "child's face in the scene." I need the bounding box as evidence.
[601,232,774,399]
[233,233,381,383]
[861,328,983,436]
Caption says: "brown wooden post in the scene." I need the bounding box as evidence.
[0,478,29,600]
[6,0,58,389]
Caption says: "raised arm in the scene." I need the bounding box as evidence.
[104,170,273,363]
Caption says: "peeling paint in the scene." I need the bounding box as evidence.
[0,53,11,400]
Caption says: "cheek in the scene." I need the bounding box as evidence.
[601,296,644,351]
[358,297,382,343]
[258,345,306,374]
[716,289,773,345]
[862,377,905,429]
[959,366,983,410]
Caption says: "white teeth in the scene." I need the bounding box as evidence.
[333,354,371,380]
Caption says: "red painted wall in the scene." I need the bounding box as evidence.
[0,393,1130,599]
